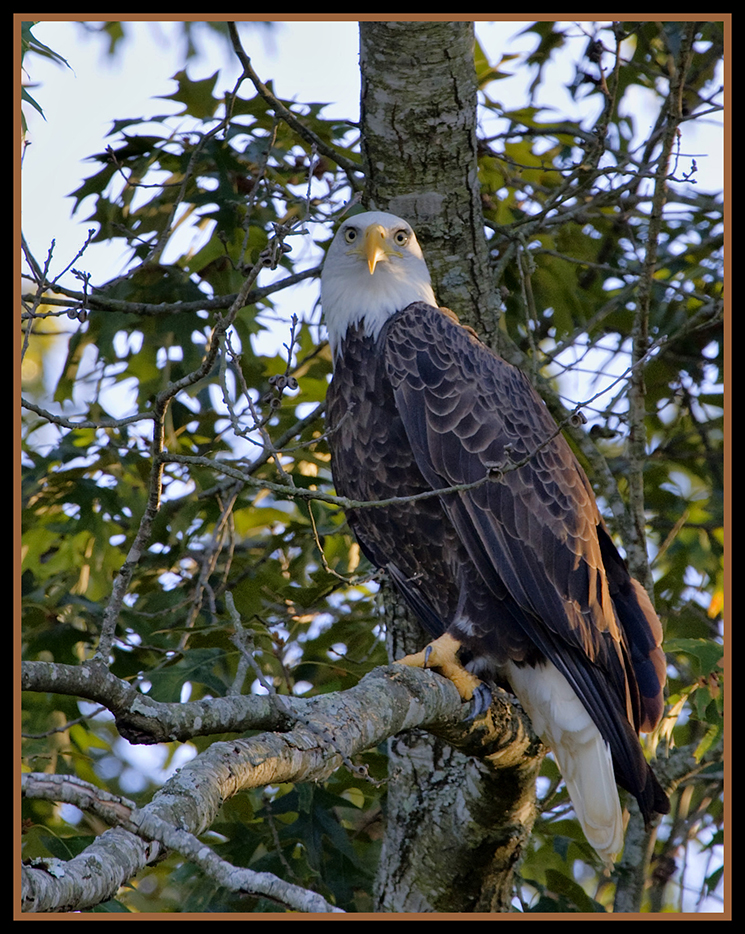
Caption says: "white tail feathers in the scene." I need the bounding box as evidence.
[505,659,624,864]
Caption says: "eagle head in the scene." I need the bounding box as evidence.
[321,211,437,355]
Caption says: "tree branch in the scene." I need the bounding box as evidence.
[21,661,535,913]
[21,773,342,914]
[20,263,322,319]
[613,740,721,913]
[22,658,283,744]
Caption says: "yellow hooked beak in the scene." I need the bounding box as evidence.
[363,224,402,274]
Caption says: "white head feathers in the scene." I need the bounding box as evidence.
[321,211,437,355]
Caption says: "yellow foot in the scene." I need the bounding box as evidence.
[396,632,483,702]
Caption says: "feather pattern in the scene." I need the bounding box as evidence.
[323,212,668,863]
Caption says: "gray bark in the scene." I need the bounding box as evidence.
[376,589,542,912]
[359,21,499,337]
[359,21,544,912]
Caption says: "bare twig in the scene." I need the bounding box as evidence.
[21,397,154,430]
[20,263,322,318]
[178,484,243,650]
[20,237,56,362]
[626,22,697,595]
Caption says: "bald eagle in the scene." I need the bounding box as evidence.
[322,210,668,863]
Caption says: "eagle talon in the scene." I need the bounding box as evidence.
[396,633,483,709]
[468,683,493,721]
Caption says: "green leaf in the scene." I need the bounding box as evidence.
[21,21,71,69]
[665,638,723,677]
[157,70,221,120]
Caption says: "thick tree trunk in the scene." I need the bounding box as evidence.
[359,22,540,912]
[375,588,542,913]
[359,21,499,338]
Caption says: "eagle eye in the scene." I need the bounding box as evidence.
[343,227,358,244]
[393,229,409,246]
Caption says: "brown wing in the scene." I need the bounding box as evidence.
[381,303,667,818]
[383,304,616,650]
[326,323,470,638]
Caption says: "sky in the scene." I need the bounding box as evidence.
[21,19,723,303]
[19,19,725,912]
[20,18,724,405]
[21,20,555,401]
[22,20,360,287]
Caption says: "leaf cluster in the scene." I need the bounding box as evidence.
[21,20,724,914]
